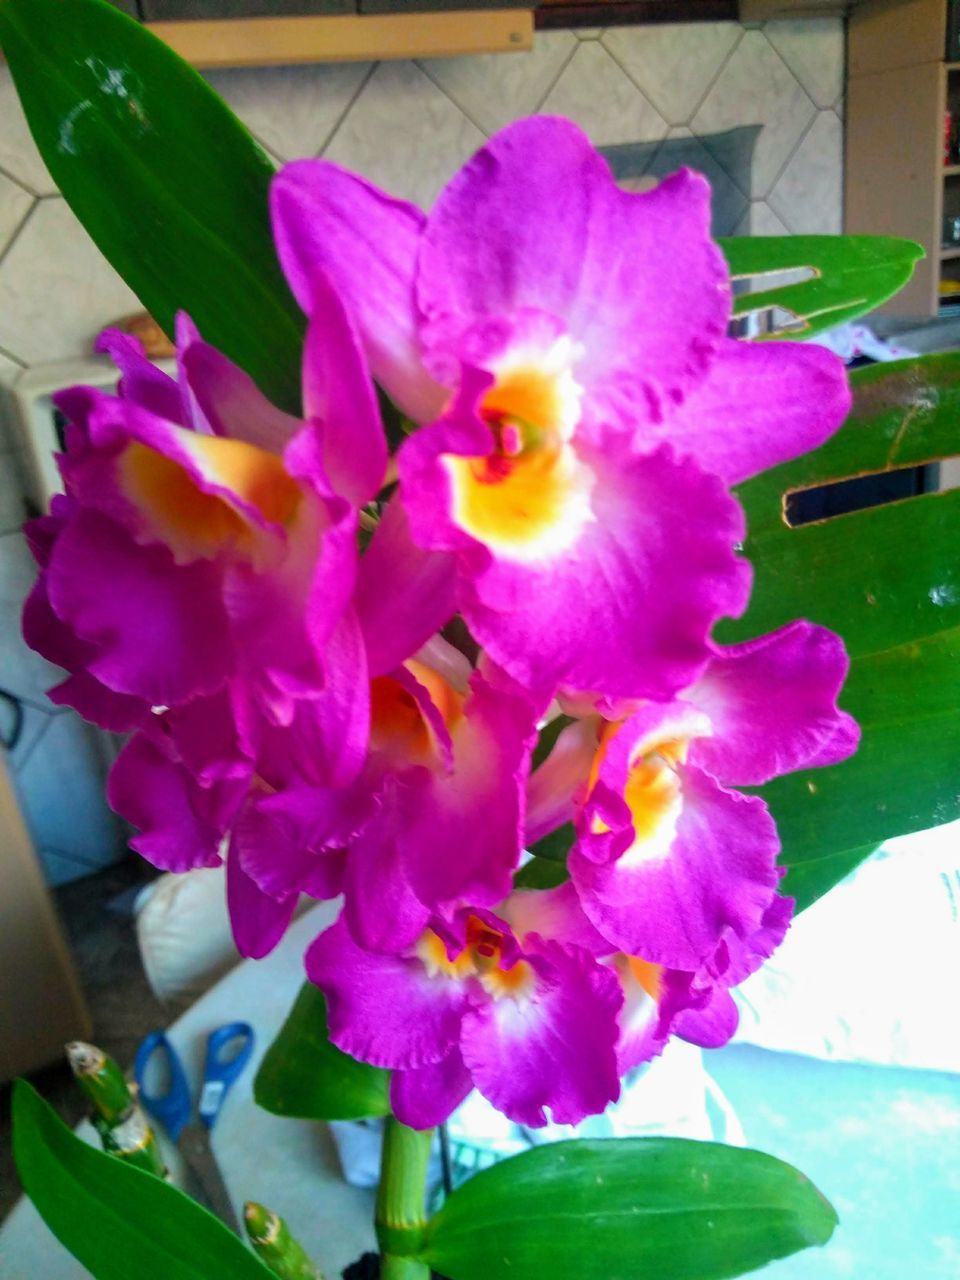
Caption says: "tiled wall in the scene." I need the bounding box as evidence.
[0,17,844,882]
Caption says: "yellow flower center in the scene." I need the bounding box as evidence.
[442,338,595,563]
[416,915,535,1002]
[121,433,301,564]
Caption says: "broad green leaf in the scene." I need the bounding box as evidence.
[12,1080,271,1280]
[720,235,923,341]
[782,843,881,912]
[254,982,391,1121]
[513,855,570,891]
[0,0,304,411]
[424,1138,837,1280]
[725,354,960,903]
[525,820,574,863]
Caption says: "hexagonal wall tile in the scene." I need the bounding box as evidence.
[422,30,576,136]
[768,110,843,234]
[764,18,844,111]
[601,23,742,127]
[692,31,816,199]
[541,40,667,148]
[0,66,58,197]
[203,61,373,162]
[0,171,34,259]
[0,198,139,364]
[323,61,485,210]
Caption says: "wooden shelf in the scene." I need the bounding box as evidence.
[941,246,960,258]
[146,9,533,68]
[945,164,960,175]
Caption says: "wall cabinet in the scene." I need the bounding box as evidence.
[846,0,959,316]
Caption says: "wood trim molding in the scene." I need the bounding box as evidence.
[146,8,534,67]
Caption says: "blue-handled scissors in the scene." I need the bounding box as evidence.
[134,1023,254,1233]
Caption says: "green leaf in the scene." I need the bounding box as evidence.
[525,820,575,864]
[781,843,881,913]
[12,1079,272,1280]
[719,235,923,341]
[726,354,960,903]
[424,1138,837,1280]
[254,983,391,1121]
[513,856,570,891]
[0,0,304,411]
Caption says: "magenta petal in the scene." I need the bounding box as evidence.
[302,269,388,506]
[22,576,150,732]
[391,1051,473,1130]
[355,497,456,678]
[96,328,184,425]
[270,160,445,422]
[180,340,300,453]
[573,763,781,970]
[673,985,739,1048]
[686,621,860,786]
[305,917,470,1070]
[107,733,238,872]
[418,118,728,402]
[653,337,852,486]
[232,788,345,904]
[401,674,536,911]
[402,427,749,698]
[46,509,231,706]
[526,717,597,844]
[460,938,622,1128]
[49,672,149,733]
[226,837,298,960]
[343,786,432,955]
[503,882,611,956]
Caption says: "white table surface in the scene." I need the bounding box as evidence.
[0,902,377,1280]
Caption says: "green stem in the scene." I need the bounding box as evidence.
[376,1117,433,1280]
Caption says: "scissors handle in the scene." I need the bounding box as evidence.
[134,1030,192,1143]
[198,1022,255,1130]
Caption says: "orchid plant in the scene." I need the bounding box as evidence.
[4,2,959,1279]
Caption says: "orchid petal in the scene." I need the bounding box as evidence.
[306,916,471,1071]
[391,1051,473,1130]
[418,118,728,407]
[686,621,860,786]
[651,337,852,486]
[355,497,456,678]
[302,268,388,506]
[270,160,445,422]
[226,836,299,960]
[459,937,622,1128]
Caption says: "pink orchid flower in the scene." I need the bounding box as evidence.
[270,115,849,701]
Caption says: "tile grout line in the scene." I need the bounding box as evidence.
[0,191,39,274]
[530,34,581,116]
[415,58,493,138]
[686,25,746,127]
[316,60,379,159]
[579,40,669,141]
[762,108,820,214]
[0,156,51,202]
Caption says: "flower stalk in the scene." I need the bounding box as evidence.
[375,1118,433,1280]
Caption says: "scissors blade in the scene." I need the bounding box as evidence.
[177,1122,241,1235]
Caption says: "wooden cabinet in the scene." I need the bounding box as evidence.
[846,0,960,316]
[0,753,90,1082]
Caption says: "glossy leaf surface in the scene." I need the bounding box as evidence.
[0,0,304,411]
[726,353,960,903]
[720,235,923,340]
[12,1080,271,1280]
[254,982,391,1121]
[425,1138,837,1280]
